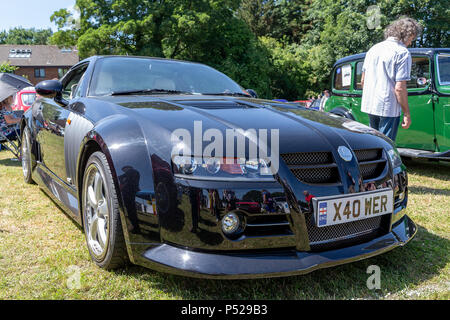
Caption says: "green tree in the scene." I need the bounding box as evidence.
[50,0,273,97]
[238,0,275,37]
[0,62,18,73]
[49,8,79,47]
[259,37,309,100]
[49,0,450,100]
[0,27,52,45]
[296,0,448,93]
[239,0,310,43]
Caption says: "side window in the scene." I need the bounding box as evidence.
[73,72,87,99]
[334,64,352,90]
[407,56,430,89]
[62,64,89,100]
[436,54,450,85]
[355,61,364,90]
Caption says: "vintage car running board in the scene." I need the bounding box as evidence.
[398,148,450,161]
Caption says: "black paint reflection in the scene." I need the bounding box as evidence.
[223,190,237,212]
[302,190,315,212]
[160,181,292,250]
[262,189,275,213]
[189,187,202,233]
[208,189,221,221]
[119,166,141,234]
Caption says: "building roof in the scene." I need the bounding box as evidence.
[0,45,79,67]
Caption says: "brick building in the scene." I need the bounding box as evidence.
[0,45,79,85]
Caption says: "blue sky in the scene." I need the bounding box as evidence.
[0,0,76,32]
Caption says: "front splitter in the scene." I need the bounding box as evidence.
[133,215,417,279]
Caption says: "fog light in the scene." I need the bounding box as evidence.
[222,213,241,235]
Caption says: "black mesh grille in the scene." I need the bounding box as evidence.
[354,148,387,181]
[291,167,340,184]
[359,163,379,178]
[282,152,340,184]
[281,152,332,165]
[305,213,383,250]
[354,149,381,162]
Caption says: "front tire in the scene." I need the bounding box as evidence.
[82,151,128,269]
[21,127,34,184]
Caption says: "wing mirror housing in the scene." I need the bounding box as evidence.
[35,80,68,106]
[246,89,258,98]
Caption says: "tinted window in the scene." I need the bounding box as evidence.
[334,64,352,90]
[62,64,89,100]
[90,57,244,96]
[437,54,450,85]
[407,56,430,89]
[355,61,364,90]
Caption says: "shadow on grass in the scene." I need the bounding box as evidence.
[0,157,21,167]
[39,189,84,232]
[408,186,450,197]
[403,158,450,179]
[113,223,449,299]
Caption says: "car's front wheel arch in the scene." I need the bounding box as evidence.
[330,107,355,120]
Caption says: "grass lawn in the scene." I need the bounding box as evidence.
[0,150,448,300]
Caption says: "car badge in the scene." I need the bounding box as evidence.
[337,146,353,162]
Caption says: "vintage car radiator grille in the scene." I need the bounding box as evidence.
[305,213,383,251]
[354,148,387,181]
[281,152,340,184]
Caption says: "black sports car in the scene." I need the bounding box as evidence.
[21,55,415,279]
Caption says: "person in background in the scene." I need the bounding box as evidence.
[319,90,330,111]
[0,95,21,141]
[360,17,421,141]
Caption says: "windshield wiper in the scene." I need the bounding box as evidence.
[202,92,252,97]
[111,88,193,96]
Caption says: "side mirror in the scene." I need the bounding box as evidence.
[416,77,428,86]
[35,80,68,106]
[246,89,258,98]
[35,80,62,98]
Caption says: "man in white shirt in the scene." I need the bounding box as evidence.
[319,90,330,111]
[361,17,422,141]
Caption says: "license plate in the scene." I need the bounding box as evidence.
[312,188,393,227]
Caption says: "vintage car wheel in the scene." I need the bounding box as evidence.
[330,107,355,120]
[21,127,34,184]
[82,151,128,269]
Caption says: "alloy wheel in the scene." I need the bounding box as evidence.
[83,164,110,259]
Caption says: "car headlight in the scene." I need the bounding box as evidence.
[172,156,274,180]
[387,147,402,168]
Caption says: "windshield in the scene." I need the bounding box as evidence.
[21,93,36,106]
[90,57,246,96]
[437,54,450,85]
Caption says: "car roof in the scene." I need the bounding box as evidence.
[333,48,450,67]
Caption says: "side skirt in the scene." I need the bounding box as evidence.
[32,162,81,225]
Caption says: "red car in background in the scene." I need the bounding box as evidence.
[12,87,36,111]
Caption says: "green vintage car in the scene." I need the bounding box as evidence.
[324,48,450,160]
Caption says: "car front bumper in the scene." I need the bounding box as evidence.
[133,214,416,279]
